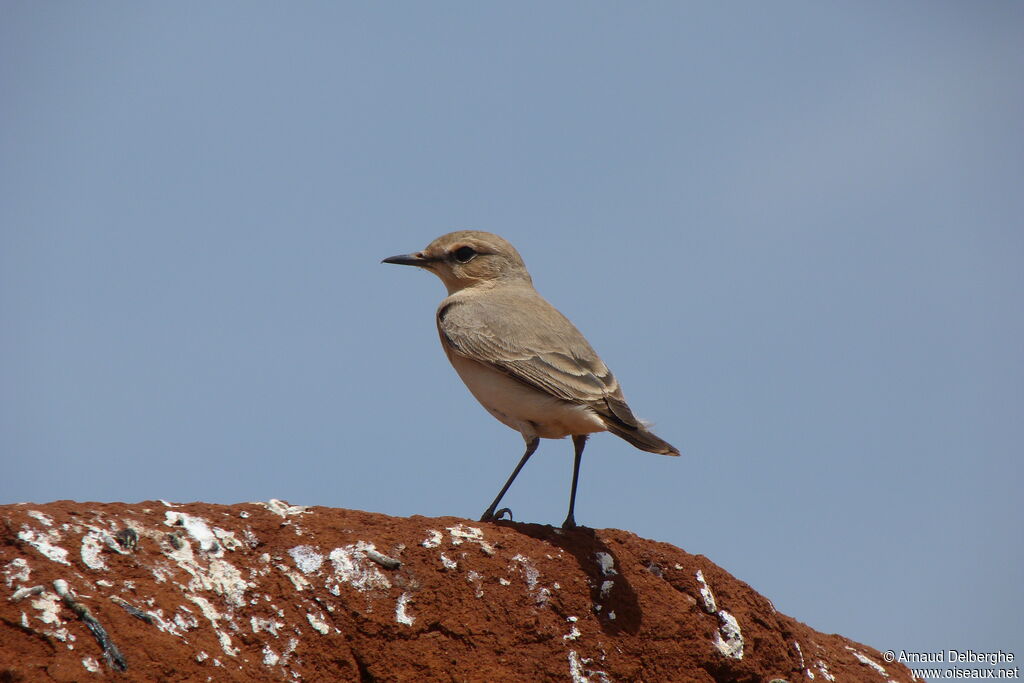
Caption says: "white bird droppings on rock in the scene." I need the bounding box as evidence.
[17,527,69,565]
[712,610,744,660]
[251,616,282,637]
[512,555,539,589]
[563,615,581,641]
[846,647,888,676]
[261,499,311,518]
[696,570,744,660]
[202,559,251,607]
[328,542,391,592]
[27,510,54,526]
[30,590,63,626]
[395,592,415,626]
[172,607,199,634]
[279,565,312,591]
[447,524,496,555]
[164,512,222,554]
[466,570,485,598]
[81,656,100,672]
[212,527,242,551]
[420,530,443,548]
[307,611,330,634]
[4,557,31,587]
[80,531,107,570]
[10,585,44,602]
[568,650,587,683]
[288,546,324,574]
[242,528,260,547]
[511,554,552,606]
[695,570,717,614]
[794,641,807,670]
[567,650,611,683]
[27,588,74,643]
[187,594,239,657]
[447,524,482,545]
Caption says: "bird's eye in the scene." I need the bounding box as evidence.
[453,246,477,263]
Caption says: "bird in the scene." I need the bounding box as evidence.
[382,230,679,529]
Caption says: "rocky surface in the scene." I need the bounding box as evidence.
[1,500,913,682]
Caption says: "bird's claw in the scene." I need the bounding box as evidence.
[481,507,514,523]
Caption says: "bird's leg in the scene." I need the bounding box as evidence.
[480,437,540,522]
[561,434,588,529]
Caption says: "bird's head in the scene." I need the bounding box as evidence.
[382,230,532,294]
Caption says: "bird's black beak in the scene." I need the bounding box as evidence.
[382,252,432,267]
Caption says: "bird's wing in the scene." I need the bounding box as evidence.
[437,289,642,429]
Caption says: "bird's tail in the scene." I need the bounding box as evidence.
[604,421,680,456]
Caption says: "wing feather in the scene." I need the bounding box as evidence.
[437,291,641,430]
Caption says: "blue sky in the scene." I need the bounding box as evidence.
[2,1,1021,665]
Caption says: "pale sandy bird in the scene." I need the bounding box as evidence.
[383,230,679,529]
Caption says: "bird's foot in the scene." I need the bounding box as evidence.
[561,514,577,530]
[481,507,513,523]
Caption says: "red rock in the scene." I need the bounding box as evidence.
[0,501,913,682]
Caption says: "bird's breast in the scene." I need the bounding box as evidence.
[445,351,606,440]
